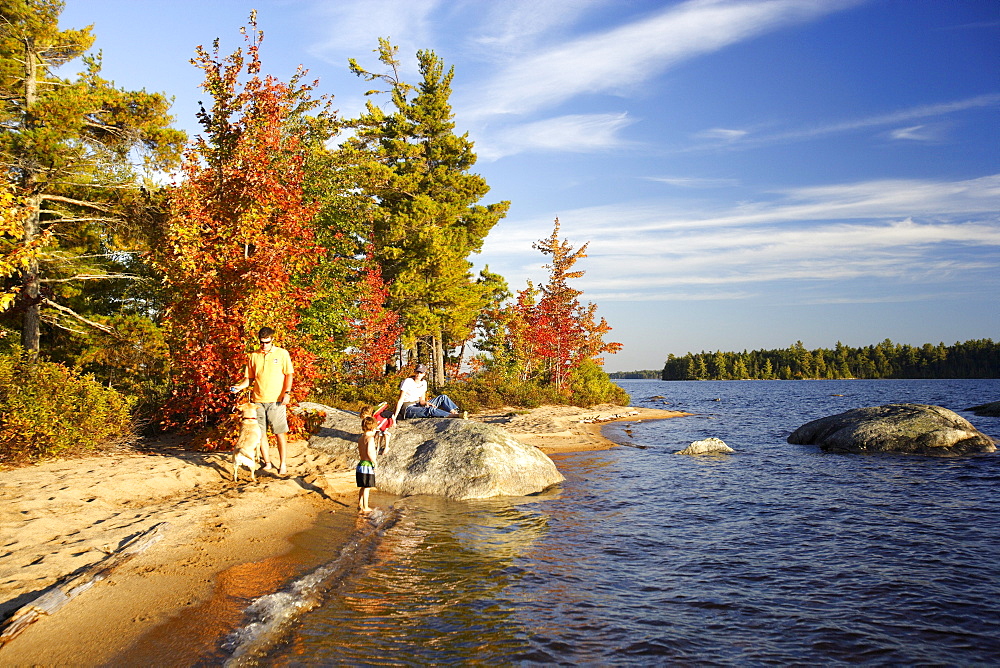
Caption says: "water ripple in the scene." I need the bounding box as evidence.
[266,380,1000,665]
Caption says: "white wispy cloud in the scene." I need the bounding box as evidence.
[889,124,942,141]
[695,128,749,141]
[478,174,1000,301]
[690,94,1000,149]
[476,112,634,160]
[464,0,860,119]
[306,0,441,70]
[575,216,999,301]
[486,174,1000,244]
[770,94,1000,140]
[810,290,984,305]
[469,0,609,55]
[646,176,741,188]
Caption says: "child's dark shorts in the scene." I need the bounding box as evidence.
[356,460,375,488]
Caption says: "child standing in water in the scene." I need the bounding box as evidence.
[356,416,378,513]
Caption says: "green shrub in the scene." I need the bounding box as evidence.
[309,360,630,417]
[566,360,630,406]
[73,315,172,427]
[310,374,403,413]
[444,364,625,412]
[0,348,136,464]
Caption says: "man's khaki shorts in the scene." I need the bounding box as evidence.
[255,402,289,435]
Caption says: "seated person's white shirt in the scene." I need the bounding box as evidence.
[399,377,426,403]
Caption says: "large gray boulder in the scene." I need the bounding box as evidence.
[788,403,996,456]
[377,420,565,499]
[966,401,1000,417]
[301,402,565,500]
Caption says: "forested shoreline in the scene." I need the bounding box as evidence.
[609,339,1000,380]
[654,339,999,380]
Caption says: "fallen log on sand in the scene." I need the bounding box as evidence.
[0,522,169,648]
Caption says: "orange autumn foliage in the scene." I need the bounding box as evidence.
[511,219,622,390]
[156,15,326,430]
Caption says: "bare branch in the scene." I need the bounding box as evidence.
[51,182,143,190]
[39,216,123,225]
[46,252,142,262]
[83,118,129,135]
[41,273,143,283]
[39,194,117,213]
[40,313,89,336]
[41,298,114,333]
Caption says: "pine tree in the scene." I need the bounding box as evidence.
[345,39,509,385]
[732,356,749,379]
[0,0,185,354]
[712,350,729,380]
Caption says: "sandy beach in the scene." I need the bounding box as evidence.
[0,404,685,665]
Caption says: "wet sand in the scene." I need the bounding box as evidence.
[0,404,685,664]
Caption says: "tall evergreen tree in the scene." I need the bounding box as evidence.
[345,39,509,385]
[0,0,185,354]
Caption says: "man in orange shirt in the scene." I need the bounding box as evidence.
[230,327,294,474]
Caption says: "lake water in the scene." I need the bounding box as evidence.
[226,380,1000,665]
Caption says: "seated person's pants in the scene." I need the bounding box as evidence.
[403,394,459,418]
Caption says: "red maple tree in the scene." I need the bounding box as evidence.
[511,219,622,390]
[156,15,325,429]
[348,252,403,380]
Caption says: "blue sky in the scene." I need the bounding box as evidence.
[62,0,999,371]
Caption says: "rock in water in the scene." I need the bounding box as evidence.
[378,420,565,500]
[966,401,1000,417]
[676,437,735,455]
[787,403,996,456]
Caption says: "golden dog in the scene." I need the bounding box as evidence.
[233,402,264,482]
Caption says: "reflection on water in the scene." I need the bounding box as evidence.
[223,506,404,665]
[276,495,556,665]
[255,380,1000,665]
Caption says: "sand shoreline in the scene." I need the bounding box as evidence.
[0,404,686,664]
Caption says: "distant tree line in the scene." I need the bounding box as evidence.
[661,339,999,381]
[608,369,661,379]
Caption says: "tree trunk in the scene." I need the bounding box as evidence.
[414,338,430,376]
[19,39,41,355]
[20,200,41,355]
[433,331,445,386]
[457,340,467,376]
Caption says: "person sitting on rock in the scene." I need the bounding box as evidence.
[392,364,465,420]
